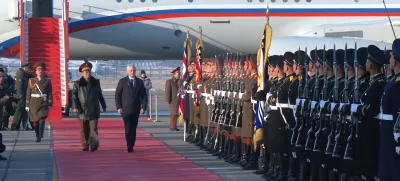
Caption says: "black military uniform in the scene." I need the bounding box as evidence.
[350,45,385,180]
[378,39,400,181]
[0,65,15,130]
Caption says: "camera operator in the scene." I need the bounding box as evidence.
[0,65,15,130]
[0,69,10,160]
[11,63,34,131]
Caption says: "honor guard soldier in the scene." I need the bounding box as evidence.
[262,55,279,178]
[12,62,34,131]
[185,61,196,141]
[204,60,216,151]
[238,55,258,169]
[165,67,183,131]
[349,45,385,180]
[211,56,226,156]
[382,50,394,81]
[26,62,53,142]
[263,55,294,180]
[197,59,210,149]
[378,39,400,181]
[207,58,221,153]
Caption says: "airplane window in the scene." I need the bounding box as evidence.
[188,0,193,2]
[306,0,312,2]
[140,0,145,2]
[271,0,276,2]
[152,0,157,2]
[259,0,264,2]
[283,0,288,2]
[295,0,300,2]
[128,0,133,2]
[248,0,252,2]
[116,0,122,2]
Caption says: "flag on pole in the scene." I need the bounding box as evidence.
[195,27,204,107]
[253,6,273,150]
[178,31,192,125]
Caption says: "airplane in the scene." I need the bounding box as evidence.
[0,0,399,60]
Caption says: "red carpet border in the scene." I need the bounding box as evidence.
[51,120,224,181]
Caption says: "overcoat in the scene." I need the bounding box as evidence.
[26,77,53,122]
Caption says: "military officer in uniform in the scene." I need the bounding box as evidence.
[26,62,53,142]
[12,62,34,131]
[184,62,196,141]
[0,65,15,130]
[350,45,385,180]
[378,39,400,181]
[72,62,107,151]
[165,67,183,131]
[239,55,258,168]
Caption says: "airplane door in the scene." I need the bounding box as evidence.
[7,0,18,19]
[32,0,53,17]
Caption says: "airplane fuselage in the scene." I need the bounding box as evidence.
[0,0,399,60]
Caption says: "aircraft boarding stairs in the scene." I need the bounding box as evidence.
[20,1,69,121]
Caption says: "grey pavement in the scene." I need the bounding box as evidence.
[0,125,54,181]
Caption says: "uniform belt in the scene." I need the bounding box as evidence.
[269,106,278,110]
[374,113,393,121]
[201,93,208,97]
[186,90,195,94]
[31,94,47,98]
[251,99,257,104]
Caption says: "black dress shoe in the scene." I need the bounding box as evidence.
[128,147,134,152]
[36,138,41,142]
[90,147,98,152]
[0,155,7,160]
[82,147,89,151]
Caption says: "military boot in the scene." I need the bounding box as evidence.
[242,144,258,170]
[39,121,45,138]
[208,133,220,154]
[287,156,300,181]
[227,139,238,163]
[253,144,267,174]
[328,170,338,181]
[196,127,203,147]
[218,136,229,159]
[338,172,347,181]
[273,154,290,181]
[213,134,225,156]
[236,142,247,166]
[262,152,275,178]
[229,140,242,164]
[190,125,200,144]
[298,160,311,181]
[34,124,41,142]
[223,138,234,160]
[318,167,328,181]
[264,153,280,180]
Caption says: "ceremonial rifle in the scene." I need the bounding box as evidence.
[305,46,319,150]
[211,55,220,123]
[313,45,328,152]
[236,55,245,128]
[344,42,359,160]
[223,53,233,126]
[326,44,339,155]
[214,55,226,150]
[296,47,309,148]
[333,44,349,157]
[229,53,240,126]
[204,55,218,147]
[291,48,304,146]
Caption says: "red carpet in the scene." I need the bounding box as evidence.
[51,120,224,181]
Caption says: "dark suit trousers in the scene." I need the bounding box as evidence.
[80,119,99,148]
[122,114,139,147]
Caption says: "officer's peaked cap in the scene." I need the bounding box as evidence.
[367,45,384,66]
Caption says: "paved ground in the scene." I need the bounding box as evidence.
[0,116,265,181]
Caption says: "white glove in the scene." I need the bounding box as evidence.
[25,107,29,112]
[311,101,317,109]
[394,133,400,143]
[197,84,202,89]
[396,146,400,155]
[239,93,243,99]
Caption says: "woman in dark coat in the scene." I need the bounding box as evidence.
[26,62,53,142]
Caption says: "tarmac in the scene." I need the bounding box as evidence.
[0,116,265,181]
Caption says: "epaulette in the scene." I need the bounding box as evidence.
[378,77,385,83]
[289,75,294,82]
[396,76,400,82]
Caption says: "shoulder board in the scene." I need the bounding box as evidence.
[396,76,400,82]
[377,77,385,83]
[289,75,294,82]
[360,79,365,84]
